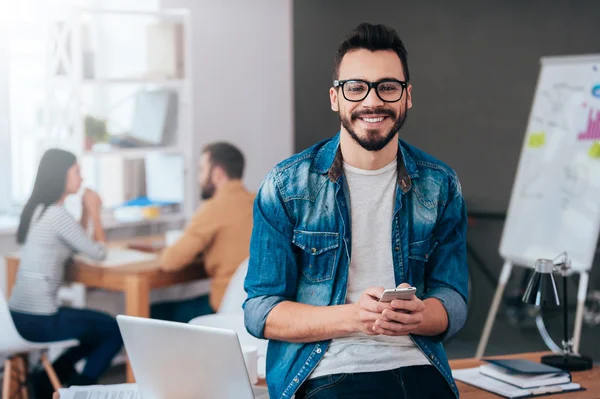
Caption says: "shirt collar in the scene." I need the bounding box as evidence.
[216,180,247,196]
[311,132,418,193]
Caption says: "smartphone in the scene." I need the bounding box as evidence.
[379,287,417,302]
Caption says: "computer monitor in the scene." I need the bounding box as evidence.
[144,152,184,204]
[129,89,178,145]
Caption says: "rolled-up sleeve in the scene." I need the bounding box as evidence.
[53,208,107,261]
[422,177,469,341]
[243,171,298,339]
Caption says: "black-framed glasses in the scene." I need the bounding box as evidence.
[333,79,407,103]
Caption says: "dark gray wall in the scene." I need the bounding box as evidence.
[294,0,600,213]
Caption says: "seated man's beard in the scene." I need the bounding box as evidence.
[341,107,407,152]
[201,182,215,200]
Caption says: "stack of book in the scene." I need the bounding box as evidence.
[480,359,571,387]
[453,358,583,398]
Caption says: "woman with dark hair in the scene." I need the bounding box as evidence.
[9,148,123,396]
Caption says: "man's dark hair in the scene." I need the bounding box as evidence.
[203,142,245,179]
[333,23,410,82]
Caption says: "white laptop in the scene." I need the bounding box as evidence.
[116,315,269,399]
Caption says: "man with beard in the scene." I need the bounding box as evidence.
[153,142,255,322]
[244,23,468,399]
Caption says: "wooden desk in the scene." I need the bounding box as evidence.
[51,353,598,399]
[5,236,207,383]
[450,352,599,398]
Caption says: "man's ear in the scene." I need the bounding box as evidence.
[330,87,339,112]
[211,165,226,182]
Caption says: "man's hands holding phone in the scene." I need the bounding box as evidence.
[353,283,425,336]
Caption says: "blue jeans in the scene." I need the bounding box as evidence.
[296,365,455,399]
[10,308,123,381]
[150,294,214,323]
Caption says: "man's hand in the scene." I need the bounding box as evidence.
[263,284,431,343]
[373,283,425,336]
[351,286,394,335]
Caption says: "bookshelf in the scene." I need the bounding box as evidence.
[83,146,181,159]
[44,6,195,223]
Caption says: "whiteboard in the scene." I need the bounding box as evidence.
[500,55,600,272]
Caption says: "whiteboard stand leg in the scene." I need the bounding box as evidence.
[475,260,513,359]
[572,271,588,354]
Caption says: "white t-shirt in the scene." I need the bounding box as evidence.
[309,159,430,379]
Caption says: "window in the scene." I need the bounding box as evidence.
[1,0,160,210]
[0,23,11,213]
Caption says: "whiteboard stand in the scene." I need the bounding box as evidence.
[475,260,589,359]
[573,270,589,353]
[477,53,600,359]
[475,260,512,359]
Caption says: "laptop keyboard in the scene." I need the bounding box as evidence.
[69,384,267,398]
[73,391,141,399]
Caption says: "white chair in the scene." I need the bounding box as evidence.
[218,258,249,314]
[1,289,78,398]
[190,258,268,378]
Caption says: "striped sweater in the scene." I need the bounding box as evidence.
[9,204,106,314]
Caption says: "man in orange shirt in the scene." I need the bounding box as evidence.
[152,142,255,322]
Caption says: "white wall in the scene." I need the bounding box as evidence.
[160,0,294,195]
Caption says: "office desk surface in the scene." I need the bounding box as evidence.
[5,236,207,315]
[449,351,599,398]
[5,235,207,383]
[51,352,598,398]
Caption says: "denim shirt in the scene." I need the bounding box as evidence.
[244,133,469,399]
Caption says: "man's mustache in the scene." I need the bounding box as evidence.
[351,108,396,120]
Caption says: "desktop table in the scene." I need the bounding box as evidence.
[5,235,207,383]
[52,352,599,398]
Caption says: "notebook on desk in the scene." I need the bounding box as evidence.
[75,248,158,268]
[481,359,571,389]
[483,359,569,375]
[453,367,583,398]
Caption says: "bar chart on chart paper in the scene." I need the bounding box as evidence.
[578,108,600,141]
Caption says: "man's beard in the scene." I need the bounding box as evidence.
[200,180,215,200]
[340,104,407,152]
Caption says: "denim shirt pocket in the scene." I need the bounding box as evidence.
[292,230,340,283]
[408,235,439,294]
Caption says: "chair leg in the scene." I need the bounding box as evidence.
[3,358,12,399]
[40,354,62,392]
[17,355,29,399]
